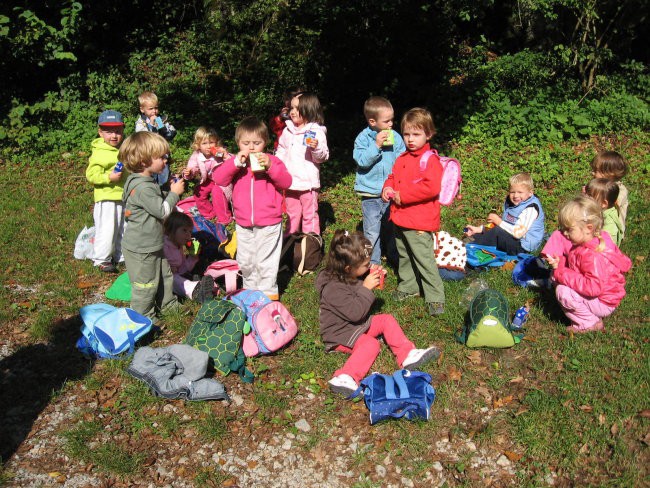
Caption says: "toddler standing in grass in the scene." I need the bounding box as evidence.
[316,230,440,397]
[121,132,186,321]
[353,96,405,266]
[213,117,292,301]
[85,110,126,273]
[545,195,631,334]
[275,91,329,235]
[382,107,446,316]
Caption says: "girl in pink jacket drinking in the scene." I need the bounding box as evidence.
[213,117,292,301]
[545,195,631,334]
[183,126,233,224]
[276,91,329,235]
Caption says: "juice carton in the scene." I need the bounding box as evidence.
[370,264,387,289]
[303,130,316,146]
[382,129,395,147]
[249,153,265,172]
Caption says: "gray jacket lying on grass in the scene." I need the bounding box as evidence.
[127,344,229,402]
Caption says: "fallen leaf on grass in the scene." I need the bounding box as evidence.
[448,367,462,382]
[599,413,606,425]
[48,472,62,478]
[639,410,650,418]
[501,261,516,271]
[611,423,620,436]
[493,395,514,409]
[635,255,645,262]
[503,450,523,462]
[509,376,524,384]
[579,405,593,412]
[466,350,482,365]
[640,433,650,446]
[77,281,97,289]
[475,386,492,402]
[579,443,589,454]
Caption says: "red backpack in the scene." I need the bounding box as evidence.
[419,150,462,206]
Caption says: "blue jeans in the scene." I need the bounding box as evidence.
[438,268,466,281]
[362,197,396,265]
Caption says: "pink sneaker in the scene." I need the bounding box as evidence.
[567,320,604,334]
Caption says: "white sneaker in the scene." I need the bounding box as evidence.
[328,374,359,397]
[402,346,441,370]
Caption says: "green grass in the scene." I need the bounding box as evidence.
[0,134,648,484]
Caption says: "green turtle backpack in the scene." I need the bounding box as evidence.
[185,299,254,382]
[457,289,521,348]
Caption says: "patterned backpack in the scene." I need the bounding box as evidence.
[185,299,254,382]
[457,289,521,348]
[227,290,298,357]
[419,149,462,206]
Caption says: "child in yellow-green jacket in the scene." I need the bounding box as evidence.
[85,110,126,272]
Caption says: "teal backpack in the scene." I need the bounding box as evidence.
[185,299,254,383]
[457,289,522,348]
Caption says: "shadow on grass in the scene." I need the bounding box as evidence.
[0,316,91,461]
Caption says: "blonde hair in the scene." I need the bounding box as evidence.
[558,195,605,251]
[119,132,169,173]
[138,91,158,107]
[364,96,393,121]
[590,151,627,181]
[509,173,534,192]
[585,178,619,209]
[235,117,269,145]
[192,126,220,152]
[401,107,436,138]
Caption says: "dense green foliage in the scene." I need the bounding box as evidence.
[0,0,647,161]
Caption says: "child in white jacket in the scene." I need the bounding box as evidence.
[276,91,329,235]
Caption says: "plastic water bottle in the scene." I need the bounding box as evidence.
[460,278,489,307]
[113,161,124,173]
[511,306,529,330]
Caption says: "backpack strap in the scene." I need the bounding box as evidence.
[391,370,412,399]
[419,150,437,173]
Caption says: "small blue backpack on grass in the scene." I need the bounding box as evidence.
[360,369,436,425]
[77,304,153,359]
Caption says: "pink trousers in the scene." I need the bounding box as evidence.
[285,189,319,235]
[555,285,616,330]
[194,179,232,224]
[334,314,415,384]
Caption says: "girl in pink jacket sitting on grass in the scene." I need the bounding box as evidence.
[545,195,631,334]
[213,117,292,301]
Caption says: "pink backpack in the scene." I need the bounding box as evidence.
[419,150,462,206]
[204,259,241,294]
[227,290,298,357]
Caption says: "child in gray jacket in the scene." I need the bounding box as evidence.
[121,132,185,321]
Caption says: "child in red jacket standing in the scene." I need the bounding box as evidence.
[382,108,445,316]
[212,117,292,300]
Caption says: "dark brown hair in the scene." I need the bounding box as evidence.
[590,151,627,181]
[163,210,193,237]
[295,92,325,125]
[585,178,619,209]
[324,230,372,283]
